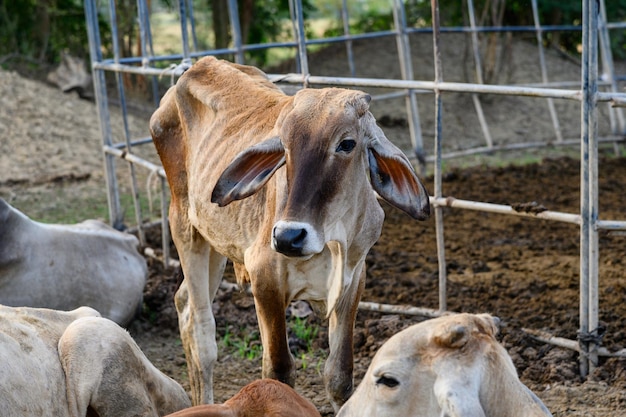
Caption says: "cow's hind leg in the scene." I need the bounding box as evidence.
[174,228,226,405]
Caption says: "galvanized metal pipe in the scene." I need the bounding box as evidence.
[186,0,199,52]
[84,0,123,229]
[113,0,145,244]
[531,0,563,143]
[341,0,356,77]
[430,197,581,225]
[178,0,191,64]
[579,0,600,377]
[392,0,423,165]
[430,0,447,312]
[227,0,244,63]
[422,137,624,161]
[291,0,309,78]
[466,0,493,148]
[598,0,625,136]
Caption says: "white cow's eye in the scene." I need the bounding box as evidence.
[336,139,356,153]
[375,375,400,388]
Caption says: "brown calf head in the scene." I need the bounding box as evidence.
[211,87,430,258]
[163,379,321,417]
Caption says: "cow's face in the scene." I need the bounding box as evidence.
[211,88,430,258]
[270,89,375,257]
[336,314,501,417]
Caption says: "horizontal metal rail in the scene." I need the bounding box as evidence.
[430,196,581,224]
[103,145,166,178]
[424,137,625,161]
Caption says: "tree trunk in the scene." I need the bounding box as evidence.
[212,0,230,49]
[239,0,255,45]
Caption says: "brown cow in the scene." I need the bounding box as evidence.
[149,56,430,409]
[164,379,321,417]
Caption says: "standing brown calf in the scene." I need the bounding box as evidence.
[150,56,430,409]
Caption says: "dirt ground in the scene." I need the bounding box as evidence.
[129,155,626,417]
[1,32,625,416]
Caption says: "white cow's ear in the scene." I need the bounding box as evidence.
[367,131,430,220]
[212,137,285,206]
[475,314,500,338]
[433,324,470,348]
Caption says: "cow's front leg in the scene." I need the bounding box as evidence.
[251,279,295,387]
[175,240,226,405]
[324,263,366,411]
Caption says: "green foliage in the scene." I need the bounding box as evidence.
[298,352,325,374]
[321,0,626,59]
[604,1,626,60]
[220,326,263,360]
[408,0,626,58]
[323,8,393,38]
[290,316,319,353]
[0,0,98,64]
[242,0,316,66]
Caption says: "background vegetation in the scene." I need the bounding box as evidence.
[1,0,624,73]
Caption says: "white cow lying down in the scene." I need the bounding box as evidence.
[337,313,553,417]
[0,197,147,326]
[0,304,191,417]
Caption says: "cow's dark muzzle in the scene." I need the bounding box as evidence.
[272,226,308,257]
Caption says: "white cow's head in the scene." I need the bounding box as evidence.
[336,313,553,417]
[211,88,430,258]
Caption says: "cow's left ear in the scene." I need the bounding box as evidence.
[367,126,430,220]
[212,137,285,206]
[351,93,371,118]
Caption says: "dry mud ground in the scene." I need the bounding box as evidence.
[1,32,625,416]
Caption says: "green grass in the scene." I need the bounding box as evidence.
[1,176,166,228]
[289,316,320,353]
[220,326,263,361]
[217,316,324,366]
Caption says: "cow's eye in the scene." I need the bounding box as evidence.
[336,139,356,153]
[375,375,400,388]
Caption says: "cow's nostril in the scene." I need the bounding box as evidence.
[273,227,308,257]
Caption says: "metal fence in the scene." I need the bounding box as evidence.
[84,0,626,377]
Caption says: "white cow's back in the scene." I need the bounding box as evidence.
[0,305,100,417]
[0,199,147,325]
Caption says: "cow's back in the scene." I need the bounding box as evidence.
[151,57,288,191]
[0,203,146,325]
[0,306,100,417]
[150,57,291,260]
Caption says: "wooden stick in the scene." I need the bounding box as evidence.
[357,301,452,318]
[522,328,626,358]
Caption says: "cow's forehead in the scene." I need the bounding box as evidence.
[292,88,365,114]
[280,88,368,141]
[377,314,496,357]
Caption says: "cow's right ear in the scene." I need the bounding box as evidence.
[211,137,285,207]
